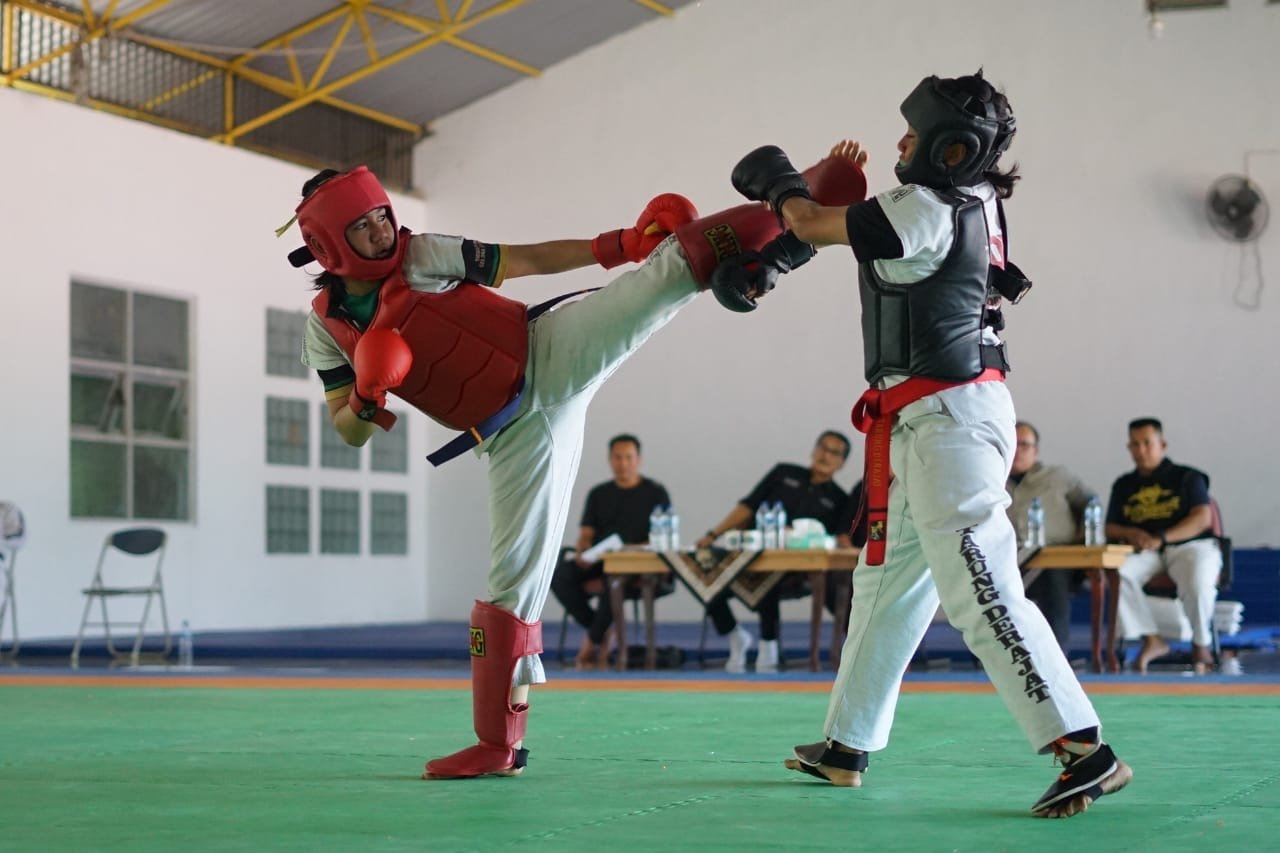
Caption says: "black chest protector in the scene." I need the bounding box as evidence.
[859,190,1022,385]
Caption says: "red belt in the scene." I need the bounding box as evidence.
[850,368,1005,565]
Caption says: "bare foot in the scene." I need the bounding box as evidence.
[1037,760,1132,818]
[1135,636,1170,673]
[1191,644,1215,676]
[574,636,598,670]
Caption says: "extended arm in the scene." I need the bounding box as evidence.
[696,504,754,548]
[504,194,698,278]
[502,240,597,279]
[737,140,870,248]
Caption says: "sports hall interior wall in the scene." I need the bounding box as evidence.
[1,0,1275,639]
[414,0,1280,623]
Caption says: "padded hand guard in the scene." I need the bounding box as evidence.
[732,145,813,214]
[709,251,772,313]
[708,232,814,313]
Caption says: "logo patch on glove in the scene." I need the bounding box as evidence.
[702,223,743,263]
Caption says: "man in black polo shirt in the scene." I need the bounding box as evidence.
[550,434,672,669]
[696,431,851,672]
[1106,417,1221,674]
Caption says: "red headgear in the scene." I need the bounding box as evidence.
[294,166,400,280]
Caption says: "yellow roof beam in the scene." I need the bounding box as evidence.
[217,0,528,143]
[364,4,540,78]
[122,28,419,134]
[630,0,674,15]
[2,0,171,84]
[306,13,354,91]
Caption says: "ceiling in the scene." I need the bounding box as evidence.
[1,0,695,182]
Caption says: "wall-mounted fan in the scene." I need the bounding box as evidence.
[1205,174,1269,242]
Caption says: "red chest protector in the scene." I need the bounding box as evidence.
[315,275,529,431]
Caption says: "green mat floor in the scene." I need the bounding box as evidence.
[1,684,1274,851]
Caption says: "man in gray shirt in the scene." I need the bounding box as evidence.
[1006,421,1098,649]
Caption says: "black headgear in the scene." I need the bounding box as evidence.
[895,72,1016,189]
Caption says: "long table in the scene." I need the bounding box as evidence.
[1024,544,1134,672]
[603,542,1135,675]
[602,547,860,672]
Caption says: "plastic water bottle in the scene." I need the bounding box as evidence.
[649,505,668,551]
[1084,497,1104,546]
[762,504,780,549]
[666,505,681,551]
[755,503,772,548]
[773,501,788,548]
[1026,497,1046,548]
[178,620,194,669]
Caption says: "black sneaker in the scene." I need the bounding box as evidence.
[1031,742,1122,815]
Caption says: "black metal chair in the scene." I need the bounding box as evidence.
[71,528,171,667]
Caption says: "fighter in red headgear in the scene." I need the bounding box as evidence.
[288,151,867,782]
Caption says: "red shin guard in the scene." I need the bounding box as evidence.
[424,601,543,779]
[677,154,868,284]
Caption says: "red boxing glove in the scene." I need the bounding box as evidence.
[348,328,412,430]
[592,193,699,269]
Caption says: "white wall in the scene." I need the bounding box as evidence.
[0,87,432,639]
[415,0,1280,622]
[4,0,1276,639]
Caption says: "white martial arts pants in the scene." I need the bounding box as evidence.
[824,382,1102,753]
[481,236,699,686]
[1115,539,1221,647]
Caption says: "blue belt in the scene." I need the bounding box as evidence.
[424,288,597,467]
[425,377,526,467]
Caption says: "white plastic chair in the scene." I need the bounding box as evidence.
[71,527,170,667]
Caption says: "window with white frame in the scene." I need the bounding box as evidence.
[266,486,310,554]
[266,308,310,378]
[69,281,191,520]
[370,491,409,555]
[266,397,309,465]
[320,489,361,554]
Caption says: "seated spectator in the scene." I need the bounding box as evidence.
[550,434,672,669]
[1005,421,1098,650]
[1106,418,1221,674]
[695,431,851,673]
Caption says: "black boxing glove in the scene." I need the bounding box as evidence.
[731,145,813,215]
[759,231,816,274]
[708,252,776,313]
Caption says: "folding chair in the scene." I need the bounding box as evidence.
[71,528,171,668]
[0,501,25,658]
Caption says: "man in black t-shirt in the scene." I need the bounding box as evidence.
[1106,418,1221,674]
[550,434,672,669]
[695,431,851,672]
